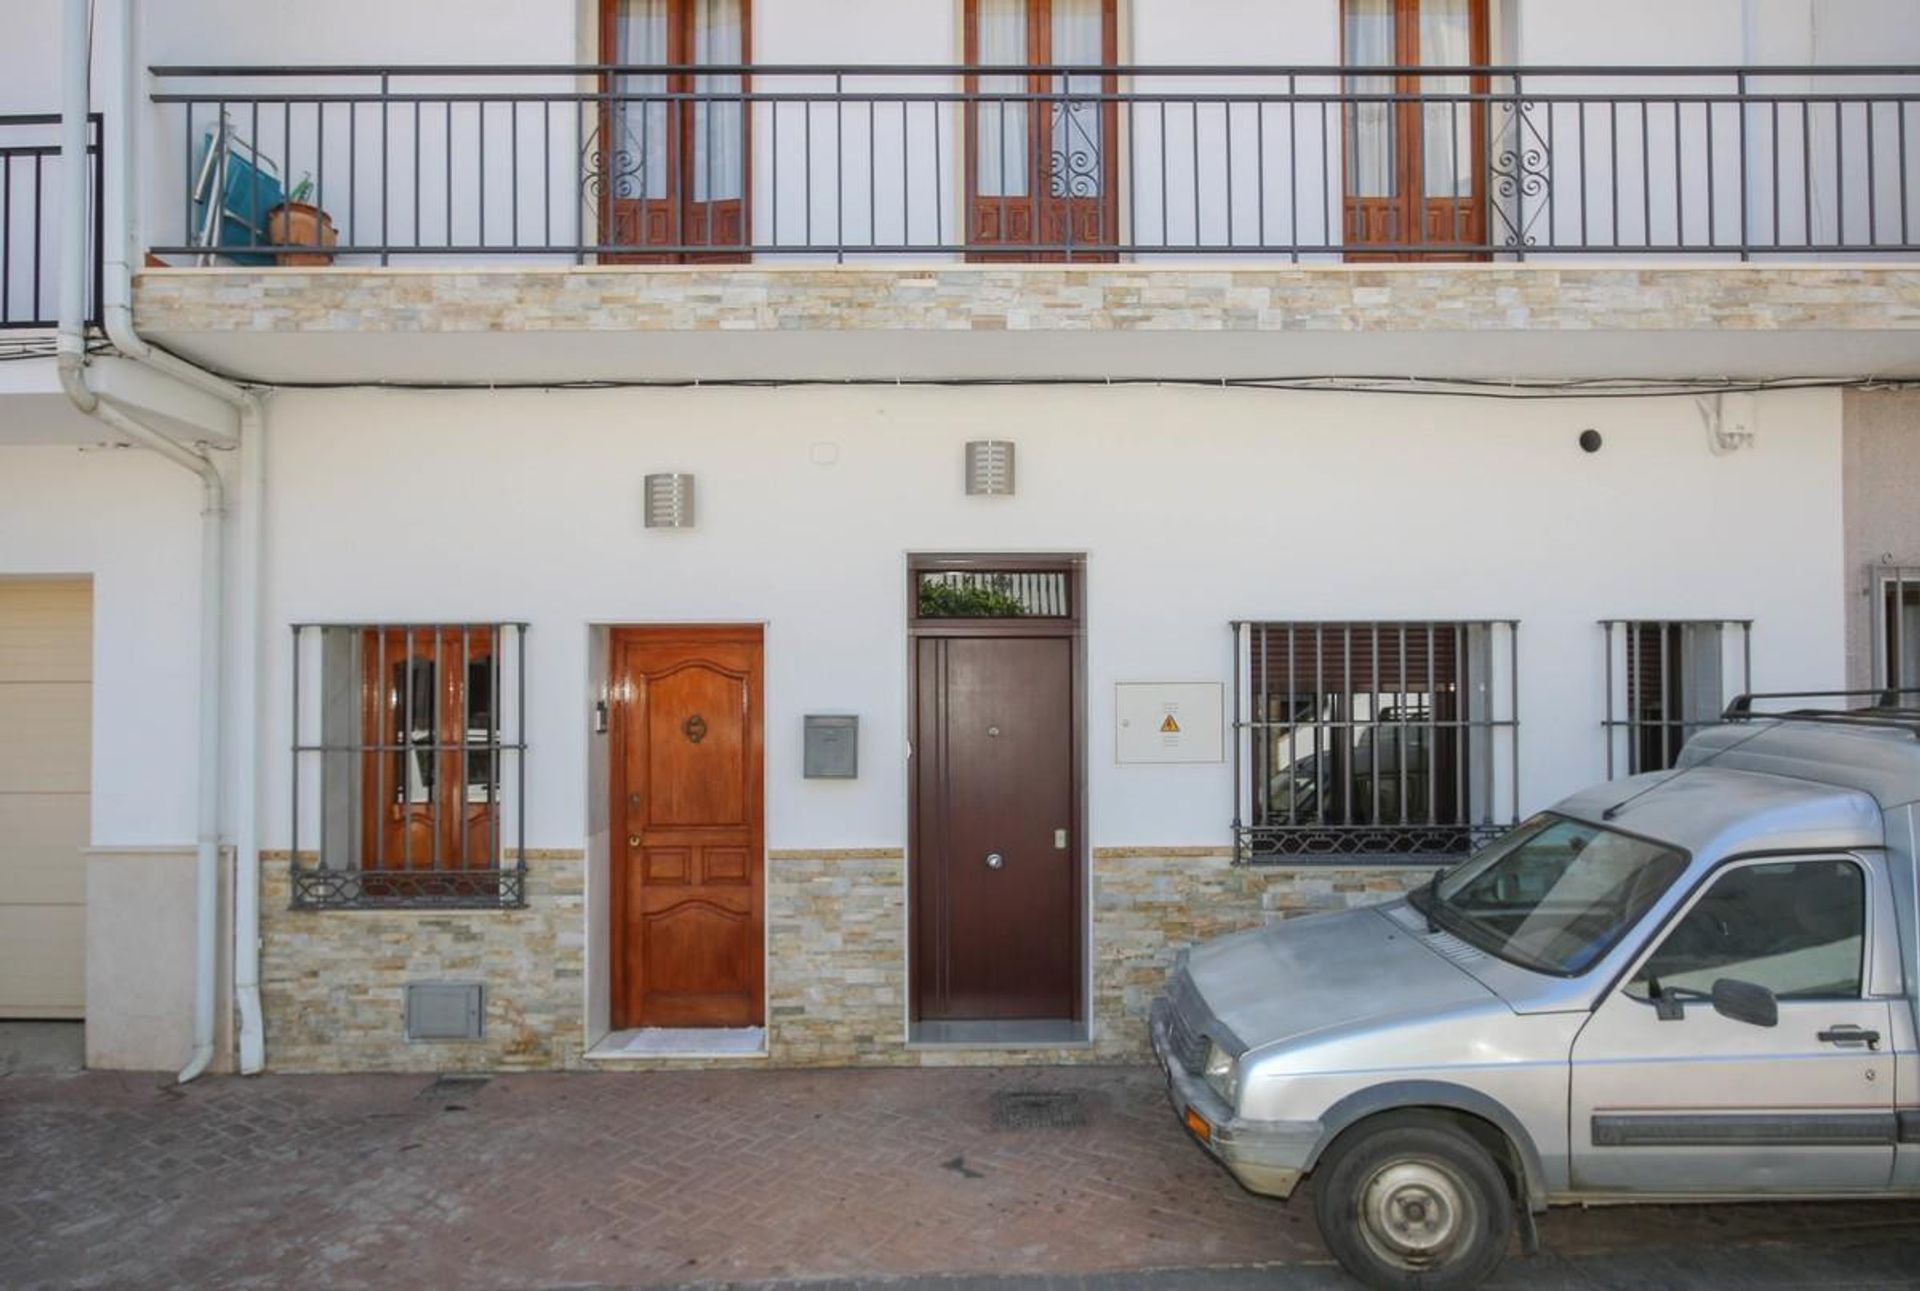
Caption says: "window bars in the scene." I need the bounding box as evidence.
[916,568,1071,618]
[1873,567,1920,691]
[1233,620,1519,864]
[1601,619,1752,778]
[290,623,529,908]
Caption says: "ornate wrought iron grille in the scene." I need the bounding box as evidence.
[289,622,529,909]
[1601,619,1752,778]
[1233,621,1519,864]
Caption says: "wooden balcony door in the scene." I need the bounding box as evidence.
[599,0,751,263]
[1343,0,1488,259]
[965,0,1119,261]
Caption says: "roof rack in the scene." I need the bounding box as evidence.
[1722,689,1920,740]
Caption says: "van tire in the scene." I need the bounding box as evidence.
[1312,1110,1514,1289]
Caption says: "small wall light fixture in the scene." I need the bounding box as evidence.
[965,440,1016,496]
[644,473,696,528]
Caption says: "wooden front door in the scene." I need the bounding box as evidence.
[913,633,1078,1020]
[965,0,1119,260]
[611,626,764,1028]
[1342,0,1488,259]
[598,0,752,263]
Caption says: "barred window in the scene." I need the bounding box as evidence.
[1874,567,1920,691]
[1234,621,1518,863]
[1601,620,1750,777]
[291,623,528,908]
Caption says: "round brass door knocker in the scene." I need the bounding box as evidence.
[683,714,708,744]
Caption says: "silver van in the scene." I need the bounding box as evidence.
[1152,691,1920,1288]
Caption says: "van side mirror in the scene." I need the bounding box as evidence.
[1711,978,1778,1028]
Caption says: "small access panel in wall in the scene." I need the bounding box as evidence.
[1115,683,1225,765]
[405,983,485,1041]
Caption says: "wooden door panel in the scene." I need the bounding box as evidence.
[641,662,749,828]
[612,627,764,1030]
[702,847,752,884]
[643,847,692,882]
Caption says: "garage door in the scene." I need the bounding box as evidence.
[0,580,91,1018]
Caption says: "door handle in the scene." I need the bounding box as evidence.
[1818,1025,1881,1051]
[985,852,1004,870]
[628,835,641,848]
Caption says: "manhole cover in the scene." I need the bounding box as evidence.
[420,1074,490,1099]
[991,1090,1089,1131]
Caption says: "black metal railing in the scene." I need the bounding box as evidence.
[147,64,1920,264]
[1,114,101,328]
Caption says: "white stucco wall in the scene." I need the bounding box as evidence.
[246,384,1846,855]
[0,444,203,846]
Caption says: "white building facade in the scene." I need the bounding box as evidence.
[2,0,1917,1074]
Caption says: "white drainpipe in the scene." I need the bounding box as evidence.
[59,0,268,1080]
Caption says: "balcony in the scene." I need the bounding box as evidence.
[1,114,100,332]
[135,64,1920,383]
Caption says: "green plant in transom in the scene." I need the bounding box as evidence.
[918,575,1030,618]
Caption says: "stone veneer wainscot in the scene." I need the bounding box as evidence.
[258,848,1427,1072]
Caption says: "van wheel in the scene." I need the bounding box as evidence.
[1312,1111,1513,1289]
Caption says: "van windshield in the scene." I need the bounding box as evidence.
[1414,814,1688,977]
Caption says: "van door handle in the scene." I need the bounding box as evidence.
[1818,1026,1881,1051]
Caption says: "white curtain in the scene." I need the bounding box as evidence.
[692,0,744,203]
[1419,0,1473,199]
[977,0,1029,198]
[615,0,669,200]
[1050,0,1104,198]
[1344,0,1396,199]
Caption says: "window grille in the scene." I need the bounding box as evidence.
[1872,568,1920,691]
[290,623,528,908]
[1601,620,1752,778]
[1233,621,1519,864]
[915,569,1071,619]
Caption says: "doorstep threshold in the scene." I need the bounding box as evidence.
[585,1026,768,1062]
[907,1018,1093,1051]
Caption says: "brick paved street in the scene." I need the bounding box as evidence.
[4,1064,1919,1290]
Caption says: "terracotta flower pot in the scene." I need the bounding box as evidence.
[266,201,339,266]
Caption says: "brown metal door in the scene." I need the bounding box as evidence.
[914,635,1077,1020]
[611,625,764,1028]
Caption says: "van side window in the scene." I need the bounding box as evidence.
[1628,860,1866,1001]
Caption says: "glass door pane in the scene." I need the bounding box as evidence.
[614,0,670,200]
[977,0,1031,197]
[1418,0,1474,198]
[1049,0,1104,198]
[1345,0,1397,199]
[691,0,744,202]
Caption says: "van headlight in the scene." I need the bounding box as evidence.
[1203,1040,1239,1107]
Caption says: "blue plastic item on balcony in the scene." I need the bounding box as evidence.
[190,122,284,266]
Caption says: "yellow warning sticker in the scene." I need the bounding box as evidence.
[1160,714,1182,734]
